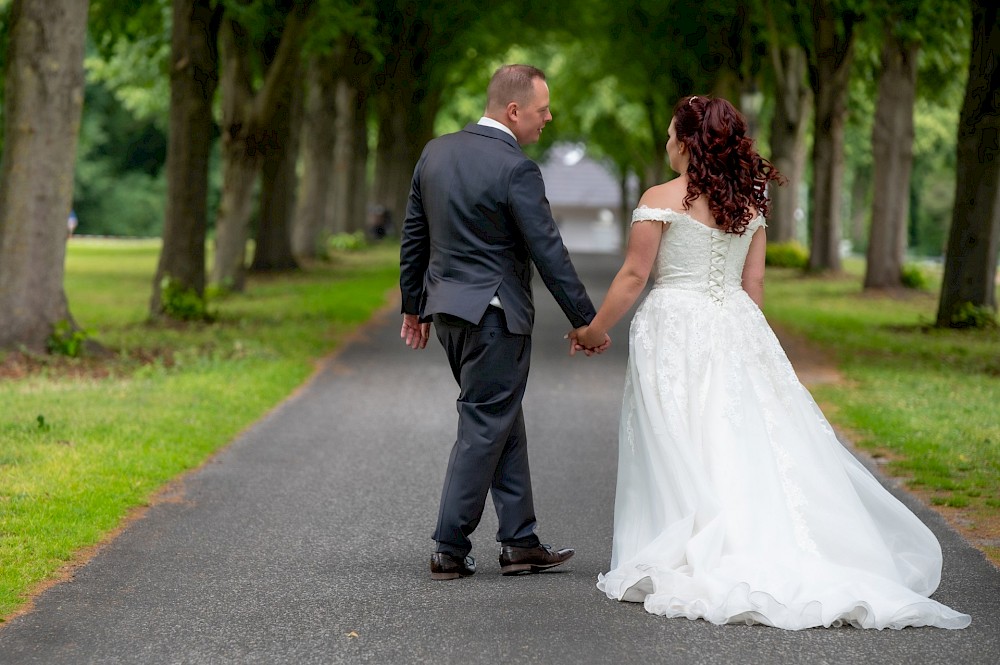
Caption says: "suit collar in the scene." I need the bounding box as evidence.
[462,122,521,151]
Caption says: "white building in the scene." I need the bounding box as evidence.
[538,143,631,254]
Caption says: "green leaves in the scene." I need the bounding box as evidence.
[159,277,215,322]
[46,321,89,358]
[948,302,999,329]
[302,0,380,58]
[85,0,171,125]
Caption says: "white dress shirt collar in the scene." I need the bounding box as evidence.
[477,116,517,141]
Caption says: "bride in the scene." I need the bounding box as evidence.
[570,95,970,630]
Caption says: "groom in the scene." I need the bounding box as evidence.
[400,64,609,580]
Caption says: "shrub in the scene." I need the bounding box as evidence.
[900,263,931,290]
[46,320,89,357]
[949,302,998,329]
[160,278,214,322]
[765,241,809,269]
[328,231,367,252]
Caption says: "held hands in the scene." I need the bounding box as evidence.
[403,312,608,356]
[566,325,611,357]
[401,314,430,350]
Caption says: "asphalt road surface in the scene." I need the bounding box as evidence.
[0,253,996,664]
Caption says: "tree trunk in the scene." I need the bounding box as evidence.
[372,94,412,234]
[865,36,919,290]
[645,96,667,184]
[807,1,857,272]
[619,173,632,249]
[150,0,221,317]
[768,44,810,243]
[330,37,373,238]
[292,54,337,259]
[850,164,871,252]
[212,133,261,291]
[348,85,370,235]
[937,0,1000,326]
[331,77,369,235]
[0,0,89,352]
[211,15,258,291]
[251,60,303,273]
[211,10,306,290]
[371,68,439,235]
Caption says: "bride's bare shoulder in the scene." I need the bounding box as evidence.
[637,178,687,211]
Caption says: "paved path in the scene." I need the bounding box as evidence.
[0,253,997,664]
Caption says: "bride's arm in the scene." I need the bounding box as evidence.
[574,220,664,348]
[741,226,766,308]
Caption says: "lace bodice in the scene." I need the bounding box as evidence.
[632,206,765,304]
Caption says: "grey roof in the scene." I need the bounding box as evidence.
[538,143,621,208]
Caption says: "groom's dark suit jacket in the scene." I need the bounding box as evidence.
[400,123,595,334]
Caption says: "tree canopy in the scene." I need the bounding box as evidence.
[0,0,992,352]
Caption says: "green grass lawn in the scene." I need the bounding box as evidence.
[0,239,401,620]
[764,260,1000,564]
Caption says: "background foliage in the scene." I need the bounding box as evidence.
[43,0,970,250]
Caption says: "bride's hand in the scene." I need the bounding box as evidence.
[590,332,611,354]
[567,326,610,356]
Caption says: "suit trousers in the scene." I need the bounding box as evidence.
[431,307,542,557]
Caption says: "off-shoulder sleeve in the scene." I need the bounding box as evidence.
[631,206,686,225]
[747,215,768,232]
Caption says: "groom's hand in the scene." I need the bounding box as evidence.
[401,314,430,350]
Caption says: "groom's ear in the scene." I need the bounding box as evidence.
[506,101,519,121]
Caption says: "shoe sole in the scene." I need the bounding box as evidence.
[430,571,474,581]
[499,558,572,576]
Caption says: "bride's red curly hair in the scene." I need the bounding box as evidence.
[673,95,784,235]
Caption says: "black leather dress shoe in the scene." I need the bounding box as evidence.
[430,552,476,580]
[498,544,574,575]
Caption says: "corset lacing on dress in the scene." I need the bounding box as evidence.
[708,232,727,305]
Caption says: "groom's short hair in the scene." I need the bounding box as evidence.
[486,64,546,113]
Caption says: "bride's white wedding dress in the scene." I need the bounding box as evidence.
[596,206,971,630]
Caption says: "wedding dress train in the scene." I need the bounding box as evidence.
[596,207,970,630]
